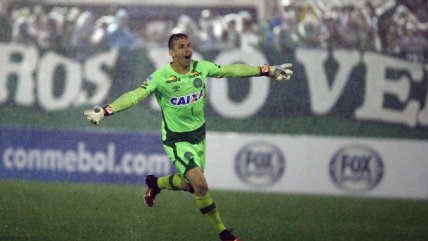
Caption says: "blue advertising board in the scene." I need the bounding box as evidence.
[0,127,175,184]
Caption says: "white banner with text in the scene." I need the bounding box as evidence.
[205,132,428,199]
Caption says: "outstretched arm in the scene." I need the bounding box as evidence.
[213,63,293,81]
[214,64,260,78]
[109,86,150,112]
[83,86,150,125]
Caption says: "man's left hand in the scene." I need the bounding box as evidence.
[270,63,293,81]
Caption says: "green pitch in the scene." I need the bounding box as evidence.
[1,180,427,241]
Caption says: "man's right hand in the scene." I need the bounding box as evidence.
[83,106,106,125]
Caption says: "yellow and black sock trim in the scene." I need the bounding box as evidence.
[200,202,217,214]
[168,174,180,191]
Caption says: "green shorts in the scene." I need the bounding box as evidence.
[163,140,206,178]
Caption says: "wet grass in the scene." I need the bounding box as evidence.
[1,180,427,241]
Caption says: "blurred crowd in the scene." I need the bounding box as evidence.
[0,0,427,63]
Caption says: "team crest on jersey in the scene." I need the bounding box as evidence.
[193,78,202,88]
[170,89,204,106]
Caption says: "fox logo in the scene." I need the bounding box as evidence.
[170,89,204,106]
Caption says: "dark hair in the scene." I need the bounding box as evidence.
[168,33,188,49]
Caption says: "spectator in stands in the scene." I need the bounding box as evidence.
[0,1,12,42]
[105,9,143,49]
[269,0,286,30]
[2,0,427,63]
[240,16,259,52]
[337,5,361,49]
[171,14,202,49]
[274,24,299,53]
[224,18,241,49]
[277,1,299,33]
[12,16,38,46]
[29,5,47,38]
[396,22,428,63]
[322,13,343,49]
[258,19,275,45]
[62,7,80,56]
[199,24,224,52]
[71,10,95,61]
[198,9,215,33]
[360,2,382,52]
[297,4,324,48]
[91,15,114,50]
[38,14,65,54]
[145,14,173,48]
[382,20,400,56]
[218,30,233,50]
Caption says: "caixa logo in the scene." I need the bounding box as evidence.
[169,89,204,106]
[329,145,384,192]
[234,142,285,187]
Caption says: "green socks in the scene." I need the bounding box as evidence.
[157,173,183,190]
[157,175,227,234]
[195,193,226,233]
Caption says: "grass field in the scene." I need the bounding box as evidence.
[1,180,427,241]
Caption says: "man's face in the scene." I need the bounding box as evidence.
[169,37,193,66]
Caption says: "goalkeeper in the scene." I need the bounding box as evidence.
[84,33,293,241]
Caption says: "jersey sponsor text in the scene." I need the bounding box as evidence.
[169,89,204,106]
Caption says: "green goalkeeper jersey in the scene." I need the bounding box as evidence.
[109,60,260,143]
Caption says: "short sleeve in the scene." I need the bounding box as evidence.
[141,74,157,94]
[201,60,222,77]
